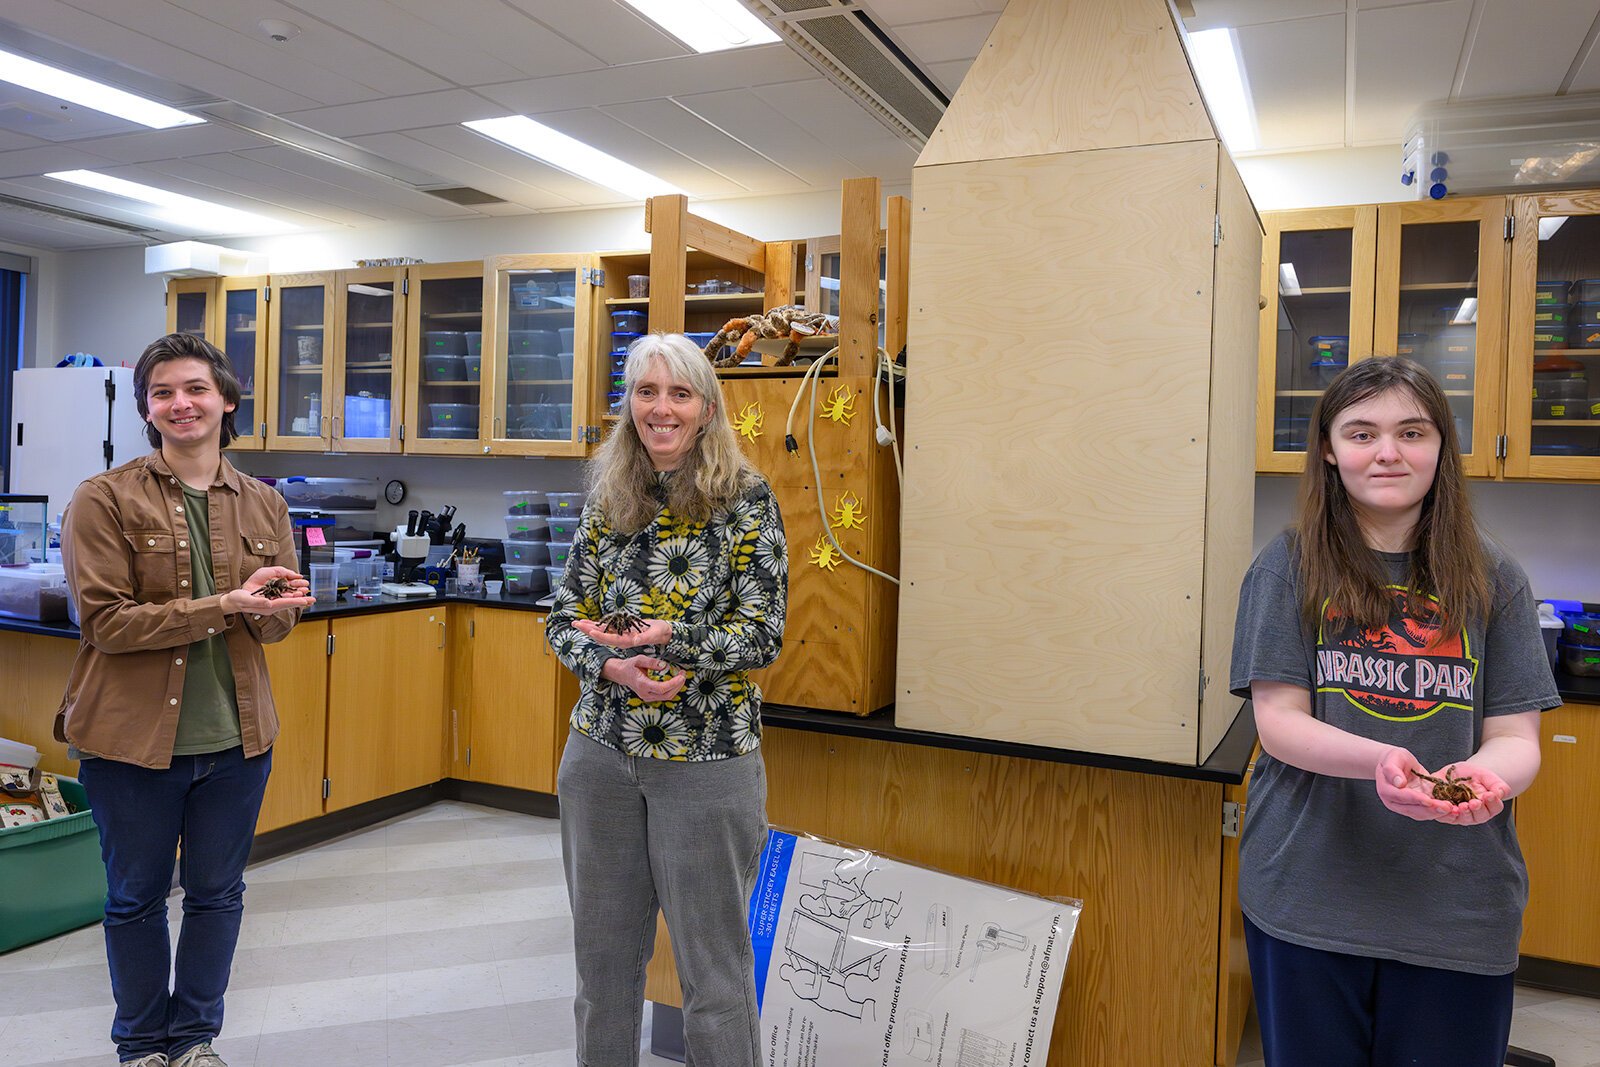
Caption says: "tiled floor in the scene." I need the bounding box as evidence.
[2,800,1597,1066]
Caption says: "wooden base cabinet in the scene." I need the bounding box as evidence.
[325,610,448,812]
[455,608,576,795]
[1518,701,1600,968]
[256,622,329,833]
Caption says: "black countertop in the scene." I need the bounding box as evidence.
[8,600,1599,785]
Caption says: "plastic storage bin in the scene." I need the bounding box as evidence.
[1434,325,1475,358]
[1534,305,1574,327]
[1532,399,1581,420]
[505,513,550,540]
[558,327,575,351]
[501,564,550,596]
[428,403,478,430]
[558,352,574,378]
[1533,328,1569,351]
[1573,278,1600,303]
[502,539,550,566]
[423,354,466,381]
[547,492,587,514]
[508,329,560,356]
[545,512,581,539]
[0,565,69,622]
[612,331,643,350]
[465,331,482,356]
[1308,335,1348,360]
[1310,358,1347,388]
[0,776,107,953]
[503,490,548,516]
[1533,376,1588,400]
[547,539,574,566]
[424,331,466,356]
[342,395,391,439]
[1535,280,1572,305]
[543,565,566,591]
[611,309,647,333]
[1433,359,1474,389]
[279,477,378,510]
[1571,324,1600,349]
[1396,332,1429,357]
[508,353,562,380]
[465,355,482,380]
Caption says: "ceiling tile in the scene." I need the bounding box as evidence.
[404,123,636,207]
[348,131,583,211]
[1459,0,1600,98]
[1185,0,1344,31]
[500,0,685,66]
[375,0,607,79]
[673,88,851,187]
[886,14,1001,65]
[1350,0,1472,145]
[0,194,151,247]
[1237,13,1346,151]
[137,153,387,227]
[599,99,810,194]
[748,79,918,178]
[65,124,275,164]
[230,145,472,217]
[532,108,748,198]
[0,143,118,180]
[284,90,499,139]
[924,58,974,98]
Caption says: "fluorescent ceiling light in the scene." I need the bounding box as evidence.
[1538,216,1568,240]
[618,0,779,53]
[1278,262,1301,297]
[347,284,393,297]
[1187,29,1258,153]
[0,47,201,130]
[45,170,292,235]
[463,116,684,201]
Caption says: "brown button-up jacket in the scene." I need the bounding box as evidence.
[56,451,301,769]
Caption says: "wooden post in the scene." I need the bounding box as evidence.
[645,194,687,333]
[886,195,911,360]
[838,177,881,377]
[763,240,797,308]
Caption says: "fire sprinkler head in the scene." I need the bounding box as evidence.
[256,18,302,43]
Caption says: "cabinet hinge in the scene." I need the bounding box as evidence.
[322,777,331,800]
[398,423,405,442]
[1504,216,1514,240]
[1198,668,1209,703]
[1497,434,1509,459]
[582,267,606,286]
[402,277,410,295]
[326,633,336,656]
[1213,215,1223,247]
[264,285,271,303]
[1222,800,1242,838]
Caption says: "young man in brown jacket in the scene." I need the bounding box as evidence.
[59,332,313,1067]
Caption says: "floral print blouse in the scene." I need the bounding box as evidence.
[546,475,787,761]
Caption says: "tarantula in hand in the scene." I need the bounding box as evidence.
[598,609,647,635]
[1416,765,1478,804]
[253,577,295,600]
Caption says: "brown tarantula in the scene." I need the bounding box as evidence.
[598,609,647,635]
[1416,765,1478,805]
[253,577,294,600]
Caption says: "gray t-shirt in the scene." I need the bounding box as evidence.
[1230,530,1560,975]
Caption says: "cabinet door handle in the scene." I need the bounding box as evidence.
[437,621,446,649]
[493,416,502,438]
[332,414,342,438]
[320,415,329,438]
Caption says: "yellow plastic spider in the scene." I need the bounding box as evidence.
[818,384,856,425]
[733,401,765,442]
[830,491,868,531]
[808,535,843,571]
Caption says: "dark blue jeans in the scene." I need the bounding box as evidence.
[80,746,271,1062]
[1244,914,1515,1067]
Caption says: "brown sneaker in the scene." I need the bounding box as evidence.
[170,1044,226,1067]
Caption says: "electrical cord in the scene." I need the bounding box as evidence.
[782,346,902,585]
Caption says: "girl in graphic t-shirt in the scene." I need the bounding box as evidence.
[1230,356,1560,1067]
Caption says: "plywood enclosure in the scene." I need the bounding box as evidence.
[898,139,1233,762]
[645,727,1232,1065]
[720,373,900,715]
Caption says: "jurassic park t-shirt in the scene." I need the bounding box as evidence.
[1229,531,1560,975]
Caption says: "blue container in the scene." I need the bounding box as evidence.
[1535,280,1572,305]
[1536,304,1576,327]
[1573,278,1600,303]
[1310,358,1347,387]
[1571,301,1600,327]
[611,309,647,332]
[1396,332,1428,357]
[1308,335,1349,360]
[612,331,643,350]
[1558,612,1600,648]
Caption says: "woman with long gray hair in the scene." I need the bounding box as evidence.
[546,332,787,1066]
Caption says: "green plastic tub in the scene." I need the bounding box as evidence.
[0,776,106,952]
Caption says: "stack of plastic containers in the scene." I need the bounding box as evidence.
[610,309,645,415]
[545,491,586,591]
[1533,280,1590,423]
[501,490,550,596]
[1556,610,1600,677]
[1308,335,1349,386]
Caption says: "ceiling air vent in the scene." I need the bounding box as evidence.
[0,192,154,237]
[423,186,508,207]
[744,0,948,144]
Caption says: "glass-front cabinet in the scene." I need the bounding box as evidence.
[166,278,214,341]
[1506,193,1600,480]
[220,277,267,451]
[332,268,405,453]
[401,262,486,456]
[1256,207,1377,472]
[265,273,337,452]
[1374,197,1507,478]
[481,254,602,457]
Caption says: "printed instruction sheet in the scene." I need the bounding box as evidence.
[748,830,1082,1067]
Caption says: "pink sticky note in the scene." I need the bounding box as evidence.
[305,527,327,546]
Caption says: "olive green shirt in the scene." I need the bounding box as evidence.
[171,482,241,755]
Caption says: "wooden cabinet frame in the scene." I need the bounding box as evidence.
[329,266,407,454]
[220,276,269,452]
[264,272,339,452]
[401,260,489,457]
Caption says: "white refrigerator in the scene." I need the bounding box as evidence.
[8,367,148,522]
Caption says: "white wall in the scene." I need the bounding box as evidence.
[1234,145,1411,212]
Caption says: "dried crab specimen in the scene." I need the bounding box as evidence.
[598,609,647,635]
[253,576,294,600]
[1416,765,1478,805]
[702,305,839,367]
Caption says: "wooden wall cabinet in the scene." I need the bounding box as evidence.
[324,610,448,812]
[400,261,486,456]
[165,276,270,451]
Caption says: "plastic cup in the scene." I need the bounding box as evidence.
[456,559,482,594]
[309,562,338,604]
[354,558,384,599]
[485,580,503,596]
[627,275,649,298]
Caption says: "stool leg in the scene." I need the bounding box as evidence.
[1505,1045,1555,1067]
